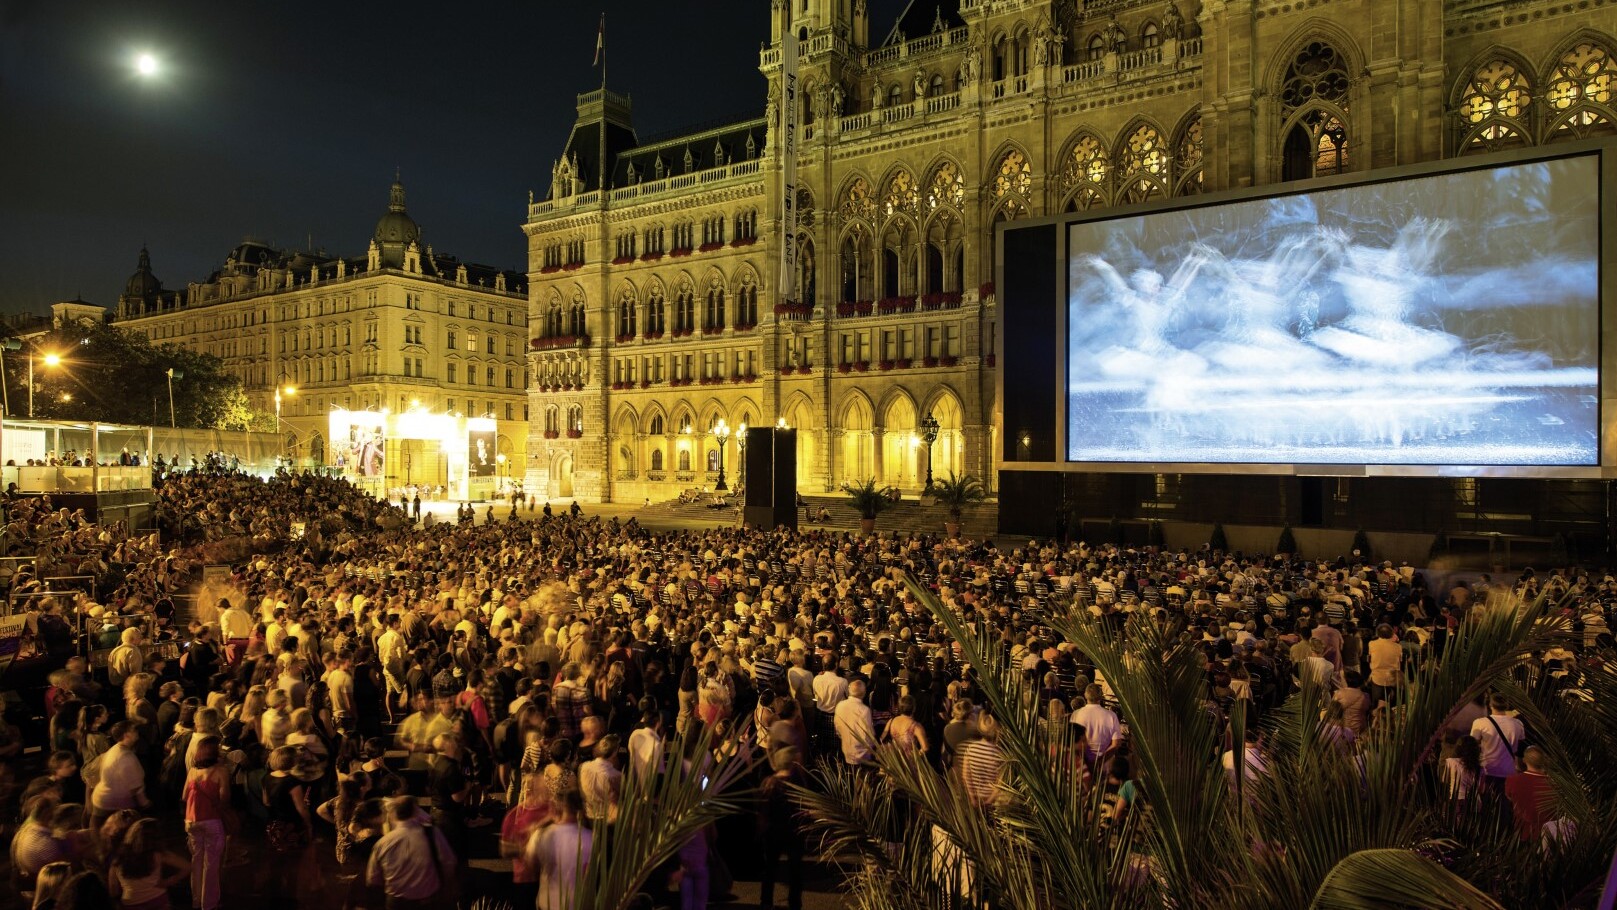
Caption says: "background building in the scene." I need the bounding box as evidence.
[115,179,531,492]
[527,0,1615,504]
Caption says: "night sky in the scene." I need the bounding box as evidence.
[0,0,907,314]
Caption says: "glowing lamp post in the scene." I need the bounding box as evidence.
[274,384,297,464]
[736,422,748,488]
[919,412,940,493]
[165,368,184,428]
[713,419,731,492]
[29,352,62,419]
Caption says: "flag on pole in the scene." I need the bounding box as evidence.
[594,13,605,66]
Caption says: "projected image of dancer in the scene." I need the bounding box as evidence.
[1065,156,1601,466]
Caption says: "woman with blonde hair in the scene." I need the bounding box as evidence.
[123,673,159,753]
[260,688,292,750]
[236,686,268,745]
[30,861,72,910]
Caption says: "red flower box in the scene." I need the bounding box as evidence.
[923,355,939,368]
[563,262,584,271]
[779,365,795,375]
[611,256,634,265]
[639,251,664,262]
[897,358,912,369]
[734,322,756,332]
[878,359,896,371]
[697,242,724,253]
[539,264,562,274]
[669,248,693,258]
[566,429,583,439]
[985,354,996,366]
[543,430,559,439]
[854,361,870,372]
[773,301,813,319]
[702,326,723,336]
[855,300,874,316]
[643,330,665,340]
[797,365,811,374]
[836,302,855,318]
[640,379,653,389]
[978,281,995,298]
[941,355,959,367]
[615,334,635,344]
[837,363,852,374]
[729,237,757,248]
[730,375,744,384]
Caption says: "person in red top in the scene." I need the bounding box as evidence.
[1504,746,1556,840]
[500,774,553,908]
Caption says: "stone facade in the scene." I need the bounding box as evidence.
[114,181,531,490]
[524,0,1617,503]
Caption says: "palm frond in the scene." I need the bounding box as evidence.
[1307,848,1506,910]
[569,726,758,910]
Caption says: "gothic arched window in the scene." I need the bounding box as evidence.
[617,293,636,338]
[1279,42,1351,181]
[1457,58,1532,152]
[1174,115,1205,195]
[1545,42,1617,140]
[646,291,666,335]
[993,149,1032,199]
[705,282,726,330]
[883,169,919,216]
[926,160,966,210]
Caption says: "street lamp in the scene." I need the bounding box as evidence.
[28,351,62,419]
[736,422,748,489]
[164,368,184,428]
[713,419,731,491]
[274,384,297,463]
[919,412,940,493]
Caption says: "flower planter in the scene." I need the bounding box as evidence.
[985,354,996,367]
[669,248,693,258]
[941,355,959,367]
[923,356,939,368]
[837,363,852,374]
[878,360,896,371]
[854,361,870,372]
[639,252,665,262]
[729,237,757,248]
[697,242,724,253]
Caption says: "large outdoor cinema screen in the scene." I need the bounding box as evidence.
[1065,154,1601,466]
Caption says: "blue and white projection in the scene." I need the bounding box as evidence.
[1066,156,1601,466]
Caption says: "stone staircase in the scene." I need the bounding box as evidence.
[635,492,999,538]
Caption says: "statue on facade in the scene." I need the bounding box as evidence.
[1104,17,1126,54]
[1162,3,1184,40]
[814,82,830,120]
[913,69,927,100]
[831,83,845,117]
[958,45,979,86]
[871,78,884,109]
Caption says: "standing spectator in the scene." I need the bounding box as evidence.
[90,721,149,827]
[261,746,314,904]
[109,818,190,910]
[527,788,591,910]
[1469,693,1525,787]
[758,746,807,910]
[368,796,456,910]
[1504,746,1557,840]
[1071,685,1119,765]
[833,679,877,767]
[1367,624,1402,704]
[579,734,623,823]
[182,735,231,910]
[500,776,552,908]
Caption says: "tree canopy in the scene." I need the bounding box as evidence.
[2,321,272,430]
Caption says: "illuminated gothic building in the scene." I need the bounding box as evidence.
[115,180,531,487]
[523,0,1617,502]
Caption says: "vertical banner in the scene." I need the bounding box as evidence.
[778,28,799,306]
[468,427,497,477]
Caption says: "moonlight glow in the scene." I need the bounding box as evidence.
[135,53,159,76]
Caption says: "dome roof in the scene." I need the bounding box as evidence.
[373,179,421,246]
[123,247,163,299]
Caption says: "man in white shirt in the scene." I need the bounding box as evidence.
[812,663,849,715]
[218,598,254,665]
[627,710,664,779]
[834,679,877,766]
[1470,693,1526,783]
[367,796,456,906]
[528,789,592,910]
[1071,684,1119,763]
[578,735,623,823]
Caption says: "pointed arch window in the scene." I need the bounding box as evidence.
[617,293,637,338]
[646,291,666,335]
[1174,116,1205,195]
[1457,59,1531,152]
[1141,22,1160,49]
[926,160,966,210]
[1279,41,1350,115]
[1087,34,1105,61]
[675,288,695,333]
[704,281,726,330]
[993,149,1032,199]
[839,177,878,222]
[883,169,919,216]
[1546,42,1617,139]
[737,278,759,327]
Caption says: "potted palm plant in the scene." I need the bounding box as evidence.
[842,477,897,535]
[929,471,985,538]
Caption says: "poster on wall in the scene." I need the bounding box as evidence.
[468,428,496,477]
[1,429,48,465]
[330,411,387,476]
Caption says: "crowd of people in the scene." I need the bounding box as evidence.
[2,465,1612,910]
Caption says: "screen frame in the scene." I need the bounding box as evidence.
[996,139,1616,480]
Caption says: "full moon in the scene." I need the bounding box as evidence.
[135,53,159,76]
